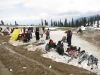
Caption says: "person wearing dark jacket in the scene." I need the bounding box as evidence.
[67,30,72,46]
[23,27,26,32]
[35,27,40,41]
[26,31,31,41]
[56,41,64,55]
[57,41,63,48]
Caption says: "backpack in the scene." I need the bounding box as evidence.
[45,43,49,51]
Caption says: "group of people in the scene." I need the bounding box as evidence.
[1,26,72,46]
[18,27,46,42]
[45,29,72,54]
[6,26,49,42]
[19,30,32,42]
[35,27,50,41]
[0,26,50,43]
[45,31,98,70]
[45,29,73,52]
[45,39,65,56]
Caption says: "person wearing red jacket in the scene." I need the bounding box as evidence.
[22,32,27,42]
[49,39,56,50]
[49,40,54,44]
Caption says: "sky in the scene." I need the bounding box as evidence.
[0,0,100,25]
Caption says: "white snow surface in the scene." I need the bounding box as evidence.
[81,26,86,30]
[4,26,100,75]
[42,31,100,75]
[29,31,100,75]
[21,31,100,75]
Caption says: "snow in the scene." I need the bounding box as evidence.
[86,21,100,27]
[42,31,100,75]
[81,26,86,30]
[93,21,100,27]
[27,30,100,75]
[45,27,59,30]
[1,26,100,75]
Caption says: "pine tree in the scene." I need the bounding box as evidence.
[93,16,95,24]
[61,22,63,27]
[56,21,57,26]
[64,18,67,27]
[45,20,47,25]
[75,20,79,27]
[45,20,48,26]
[41,19,43,26]
[54,21,56,26]
[46,22,48,26]
[51,19,53,26]
[15,21,17,25]
[81,18,84,25]
[83,17,87,27]
[79,19,82,26]
[71,18,74,27]
[60,19,61,26]
[87,19,89,26]
[94,16,97,22]
[97,15,99,27]
[98,15,100,20]
[69,21,70,27]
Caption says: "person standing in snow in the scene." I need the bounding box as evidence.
[39,27,44,38]
[42,27,45,33]
[67,30,72,46]
[23,27,26,32]
[26,31,31,42]
[45,30,49,40]
[47,28,50,39]
[35,27,40,41]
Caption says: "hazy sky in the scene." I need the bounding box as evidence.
[0,0,100,25]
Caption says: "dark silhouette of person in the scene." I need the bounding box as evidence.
[35,27,40,41]
[26,31,31,41]
[67,30,72,46]
[23,27,26,32]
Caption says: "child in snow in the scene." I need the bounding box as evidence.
[45,30,49,40]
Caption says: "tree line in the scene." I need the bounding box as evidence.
[41,15,100,27]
